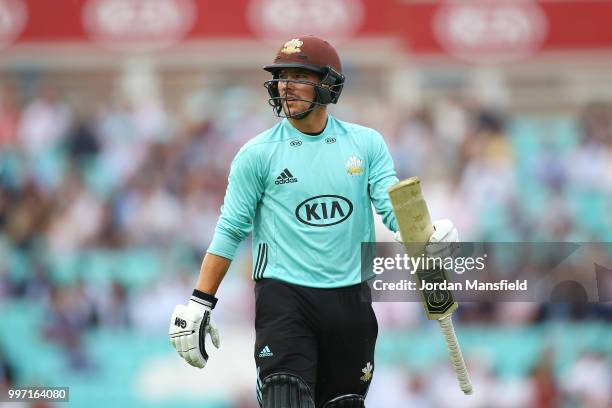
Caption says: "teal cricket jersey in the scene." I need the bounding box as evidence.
[207,115,399,288]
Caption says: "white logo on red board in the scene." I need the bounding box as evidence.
[247,0,363,44]
[434,0,548,64]
[83,0,196,52]
[0,0,26,50]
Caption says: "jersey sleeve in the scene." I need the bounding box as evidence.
[207,146,265,260]
[368,132,399,232]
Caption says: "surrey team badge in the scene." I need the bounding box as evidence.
[346,155,364,176]
[281,38,303,54]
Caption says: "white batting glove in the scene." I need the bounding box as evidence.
[169,290,220,369]
[426,219,459,259]
[394,219,459,258]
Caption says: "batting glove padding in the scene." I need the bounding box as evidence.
[394,218,459,258]
[169,290,220,369]
[426,219,459,258]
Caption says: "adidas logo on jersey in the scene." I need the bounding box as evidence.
[258,345,274,358]
[275,168,298,185]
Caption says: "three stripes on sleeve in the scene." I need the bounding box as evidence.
[253,243,268,281]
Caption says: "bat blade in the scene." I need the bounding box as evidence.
[388,177,457,320]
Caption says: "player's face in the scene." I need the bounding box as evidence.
[277,69,320,117]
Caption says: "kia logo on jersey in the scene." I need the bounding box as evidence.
[295,195,353,227]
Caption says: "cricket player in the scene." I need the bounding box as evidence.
[169,36,458,408]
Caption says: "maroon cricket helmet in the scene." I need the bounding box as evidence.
[263,35,343,75]
[263,36,346,117]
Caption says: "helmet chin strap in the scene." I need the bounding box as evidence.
[281,85,317,119]
[266,77,330,119]
[285,101,316,120]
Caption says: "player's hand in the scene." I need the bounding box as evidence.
[394,219,459,258]
[169,290,220,369]
[426,219,459,259]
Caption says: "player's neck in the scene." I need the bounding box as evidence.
[288,107,328,135]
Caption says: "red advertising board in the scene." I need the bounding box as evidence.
[1,0,611,56]
[397,0,612,62]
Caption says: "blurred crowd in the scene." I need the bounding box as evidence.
[0,73,611,407]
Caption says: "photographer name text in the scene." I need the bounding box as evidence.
[372,279,528,291]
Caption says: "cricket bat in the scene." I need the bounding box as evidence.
[388,177,473,395]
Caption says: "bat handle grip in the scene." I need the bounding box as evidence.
[438,315,473,395]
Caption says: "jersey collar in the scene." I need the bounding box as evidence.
[283,115,333,142]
